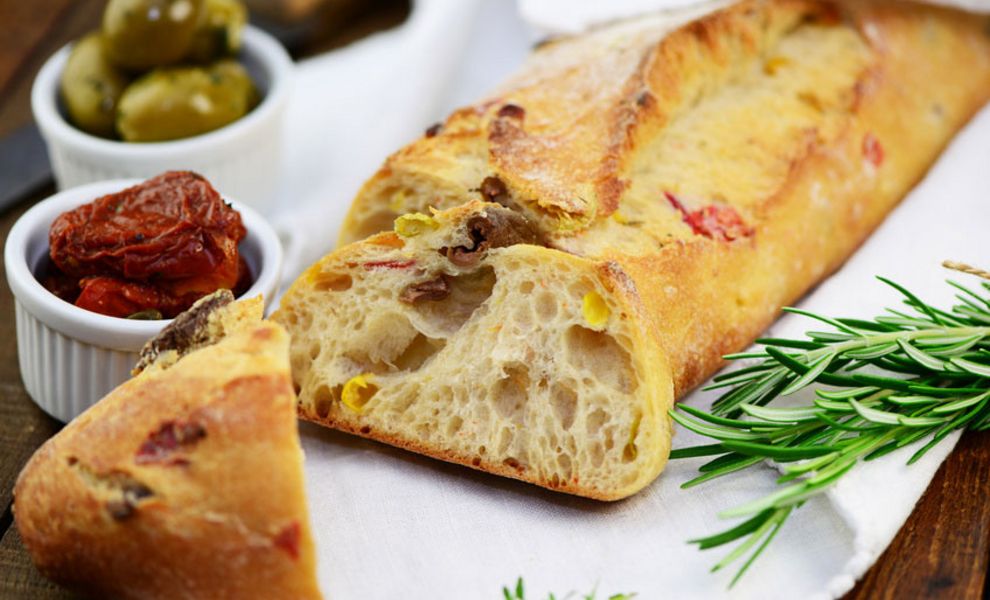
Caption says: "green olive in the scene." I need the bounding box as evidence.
[60,33,131,138]
[102,0,204,70]
[187,0,248,63]
[116,59,258,142]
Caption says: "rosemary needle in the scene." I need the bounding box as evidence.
[501,577,636,600]
[670,274,990,586]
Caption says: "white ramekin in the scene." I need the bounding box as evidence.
[31,27,293,215]
[4,179,283,423]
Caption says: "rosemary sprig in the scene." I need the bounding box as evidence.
[502,577,635,600]
[670,271,990,586]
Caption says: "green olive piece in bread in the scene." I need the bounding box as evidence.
[103,0,204,71]
[187,0,248,63]
[60,33,131,138]
[116,59,258,142]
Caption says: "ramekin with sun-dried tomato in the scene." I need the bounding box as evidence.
[5,173,282,422]
[44,171,251,319]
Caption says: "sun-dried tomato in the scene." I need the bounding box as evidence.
[135,420,207,464]
[46,172,247,318]
[863,133,885,168]
[273,521,301,559]
[665,192,754,242]
[362,259,417,270]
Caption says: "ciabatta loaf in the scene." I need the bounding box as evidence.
[341,0,990,396]
[14,296,322,599]
[280,0,990,499]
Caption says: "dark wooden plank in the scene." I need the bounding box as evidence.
[0,384,62,522]
[0,0,104,138]
[844,431,990,599]
[0,521,79,600]
[0,0,78,96]
[0,191,72,598]
[0,197,64,514]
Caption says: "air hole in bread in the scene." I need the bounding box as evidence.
[497,427,514,454]
[622,440,638,463]
[546,430,559,453]
[493,363,529,424]
[589,442,605,468]
[393,333,444,371]
[343,313,419,373]
[586,408,607,435]
[518,281,535,294]
[312,272,353,292]
[550,383,577,430]
[446,416,464,437]
[568,280,592,298]
[557,453,572,477]
[564,326,636,393]
[535,291,557,320]
[411,266,496,336]
[388,383,420,415]
[313,384,341,418]
[503,457,524,471]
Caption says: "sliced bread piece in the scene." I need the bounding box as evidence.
[13,301,322,599]
[273,202,673,500]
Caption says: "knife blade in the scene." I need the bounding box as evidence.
[0,124,52,214]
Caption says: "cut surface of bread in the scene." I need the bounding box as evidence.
[273,203,673,500]
[14,307,322,599]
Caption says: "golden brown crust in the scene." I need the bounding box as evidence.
[341,0,990,400]
[612,0,990,394]
[342,0,860,236]
[309,411,622,499]
[13,323,322,599]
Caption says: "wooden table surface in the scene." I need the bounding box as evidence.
[0,2,988,599]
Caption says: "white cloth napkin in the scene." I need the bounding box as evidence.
[268,1,990,597]
[520,0,990,34]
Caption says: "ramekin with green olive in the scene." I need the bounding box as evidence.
[60,0,256,142]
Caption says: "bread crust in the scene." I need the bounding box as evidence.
[13,322,322,599]
[284,0,990,500]
[609,0,990,394]
[341,0,990,398]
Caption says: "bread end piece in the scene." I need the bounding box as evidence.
[274,202,674,500]
[14,318,321,599]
